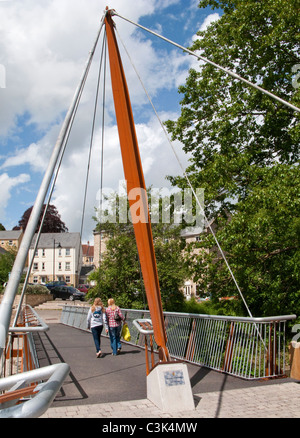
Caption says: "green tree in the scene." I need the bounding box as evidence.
[166,0,299,217]
[152,222,187,311]
[0,248,17,289]
[90,227,144,309]
[165,0,300,317]
[189,165,300,316]
[88,192,188,311]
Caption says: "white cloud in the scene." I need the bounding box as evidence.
[0,172,30,220]
[0,0,200,240]
[188,13,221,73]
[1,142,49,172]
[0,0,164,136]
[1,122,61,173]
[50,110,190,240]
[199,13,221,32]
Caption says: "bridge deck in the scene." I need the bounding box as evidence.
[33,312,294,410]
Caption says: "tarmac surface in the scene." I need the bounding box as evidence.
[35,303,300,420]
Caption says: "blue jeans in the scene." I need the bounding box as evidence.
[91,325,103,352]
[108,326,122,355]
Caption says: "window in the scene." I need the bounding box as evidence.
[65,262,71,271]
[42,262,45,270]
[58,248,62,257]
[65,276,70,283]
[65,248,70,256]
[42,249,45,256]
[58,262,62,270]
[33,277,38,284]
[35,249,38,257]
[184,282,192,299]
[33,262,38,271]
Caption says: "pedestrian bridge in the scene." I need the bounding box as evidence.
[0,303,297,417]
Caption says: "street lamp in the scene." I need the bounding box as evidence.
[53,239,61,282]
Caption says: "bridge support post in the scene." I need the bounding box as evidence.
[147,363,195,413]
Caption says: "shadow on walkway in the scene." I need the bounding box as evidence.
[34,321,294,409]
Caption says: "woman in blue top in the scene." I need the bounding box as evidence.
[87,298,108,357]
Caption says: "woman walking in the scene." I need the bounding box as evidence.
[87,298,108,358]
[105,298,125,356]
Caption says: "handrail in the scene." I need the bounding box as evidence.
[9,304,50,332]
[61,305,296,380]
[0,363,70,418]
[0,305,70,418]
[1,305,49,379]
[143,311,297,323]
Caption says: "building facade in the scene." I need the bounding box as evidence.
[180,228,207,300]
[82,242,94,266]
[93,230,108,269]
[28,232,82,286]
[0,230,23,252]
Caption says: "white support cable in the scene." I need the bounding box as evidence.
[98,33,107,269]
[115,24,272,353]
[14,35,94,326]
[112,10,300,114]
[115,27,254,320]
[78,31,107,277]
[112,13,271,351]
[0,14,107,359]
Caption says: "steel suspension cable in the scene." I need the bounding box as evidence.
[116,24,270,352]
[79,32,107,243]
[112,10,299,113]
[98,33,107,269]
[115,26,255,320]
[75,31,108,281]
[111,11,270,351]
[0,16,108,357]
[14,26,105,326]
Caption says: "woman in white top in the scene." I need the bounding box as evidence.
[87,298,108,357]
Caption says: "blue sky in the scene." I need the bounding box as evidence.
[0,0,221,242]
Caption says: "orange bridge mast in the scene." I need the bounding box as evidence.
[104,9,170,362]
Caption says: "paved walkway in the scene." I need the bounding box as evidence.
[36,304,300,419]
[40,382,300,419]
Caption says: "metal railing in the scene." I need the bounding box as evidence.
[0,305,49,379]
[0,305,70,418]
[61,305,296,380]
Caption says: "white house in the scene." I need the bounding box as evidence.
[28,232,82,286]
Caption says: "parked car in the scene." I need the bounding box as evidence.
[50,285,85,301]
[45,281,67,290]
[77,284,90,293]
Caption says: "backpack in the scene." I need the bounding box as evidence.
[114,308,122,321]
